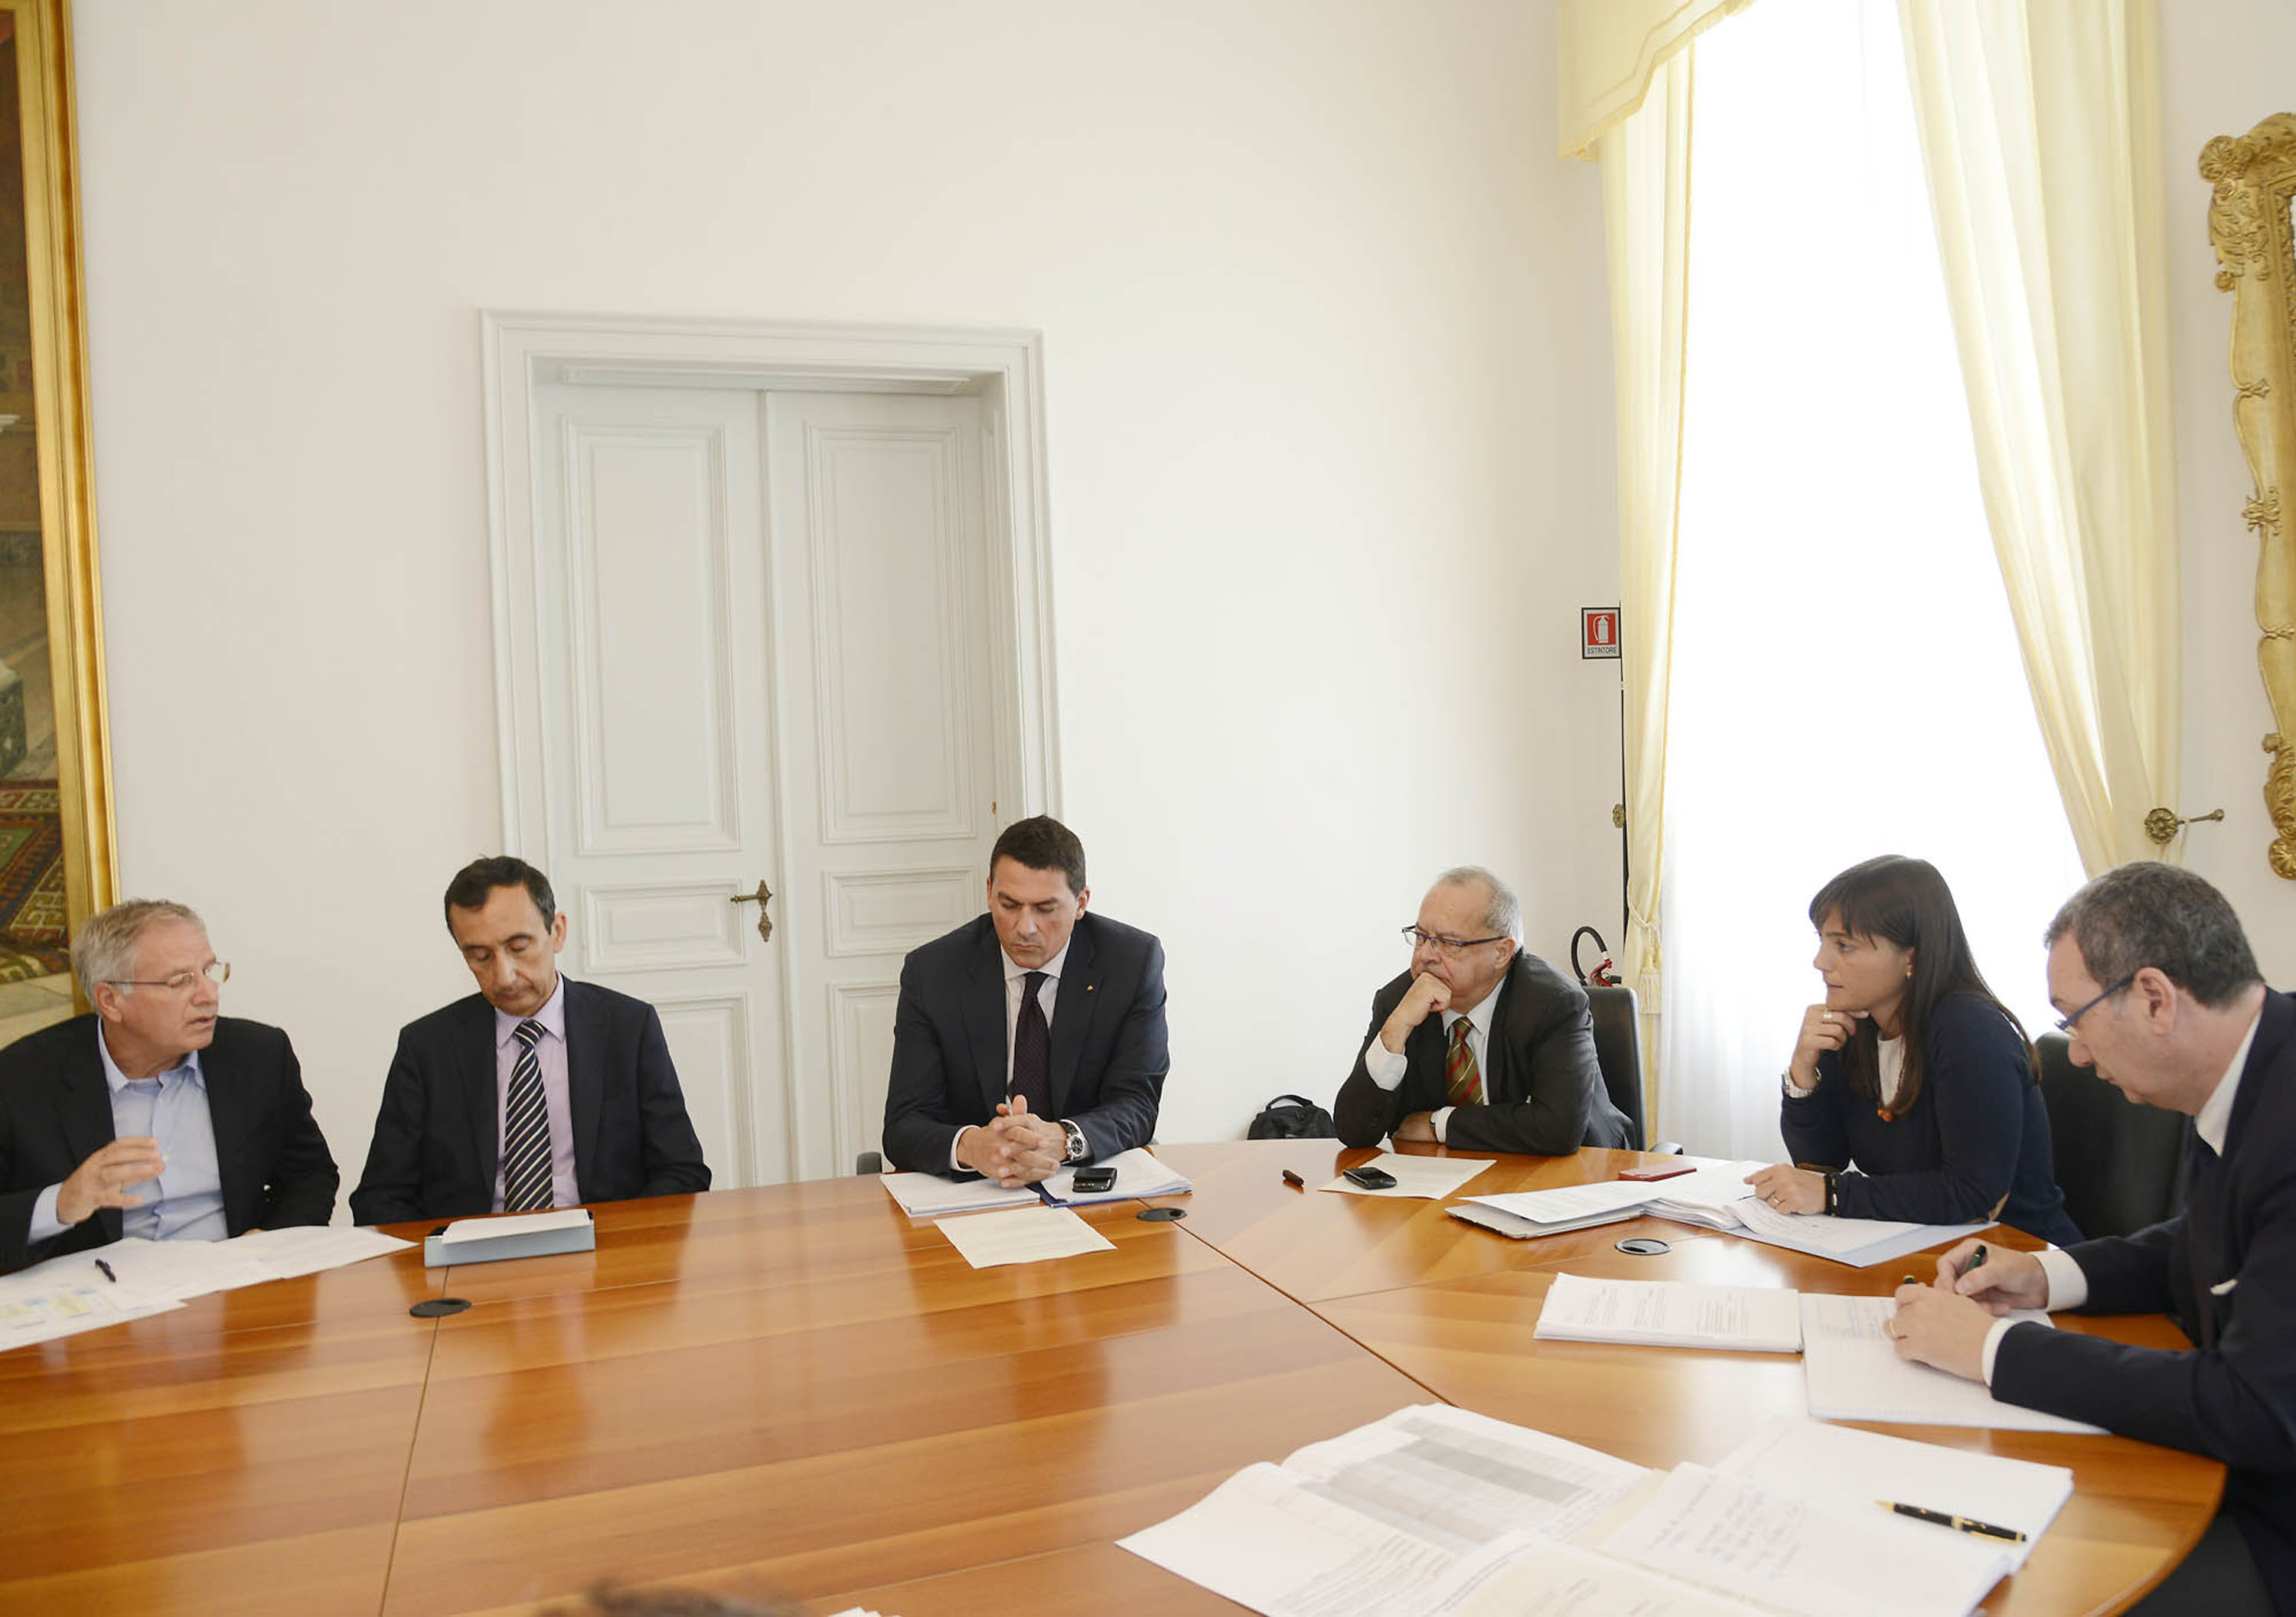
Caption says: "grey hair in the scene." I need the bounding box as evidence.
[1433,866,1521,941]
[71,899,205,1000]
[2043,862,2260,1008]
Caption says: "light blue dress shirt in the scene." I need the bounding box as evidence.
[26,1028,228,1247]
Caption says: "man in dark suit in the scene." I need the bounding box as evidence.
[0,899,337,1273]
[882,816,1168,1185]
[1893,862,2293,1615]
[349,857,709,1223]
[1335,866,1631,1155]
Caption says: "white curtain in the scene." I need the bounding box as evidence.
[1559,0,1751,158]
[1600,53,1695,1131]
[1656,0,2086,1162]
[1896,0,2182,874]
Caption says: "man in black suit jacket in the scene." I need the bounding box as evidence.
[1336,866,1631,1156]
[1893,863,2294,1615]
[349,857,709,1223]
[0,899,337,1273]
[882,816,1168,1184]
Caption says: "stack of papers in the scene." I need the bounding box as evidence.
[1320,1153,1494,1199]
[1120,1405,2055,1617]
[1452,1178,1657,1239]
[880,1147,1193,1218]
[1600,1158,1993,1270]
[1533,1273,1803,1353]
[1041,1147,1192,1205]
[1800,1294,2103,1433]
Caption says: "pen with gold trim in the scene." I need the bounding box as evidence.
[1877,1500,2026,1541]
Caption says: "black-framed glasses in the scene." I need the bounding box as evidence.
[2053,973,2135,1035]
[1401,926,1508,955]
[106,961,230,993]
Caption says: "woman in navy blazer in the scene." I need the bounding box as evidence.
[1746,856,2082,1246]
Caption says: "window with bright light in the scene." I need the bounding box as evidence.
[1656,0,2088,1159]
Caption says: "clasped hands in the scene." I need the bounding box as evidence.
[1885,1238,2053,1382]
[955,1096,1067,1187]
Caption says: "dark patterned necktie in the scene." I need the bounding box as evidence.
[501,1019,555,1212]
[1445,1018,1485,1107]
[1011,971,1051,1115]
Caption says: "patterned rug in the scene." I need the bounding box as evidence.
[0,778,69,983]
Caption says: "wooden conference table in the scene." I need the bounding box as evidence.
[0,1140,2223,1615]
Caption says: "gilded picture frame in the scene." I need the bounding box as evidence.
[2204,112,2296,879]
[0,0,114,985]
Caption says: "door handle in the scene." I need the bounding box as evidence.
[730,879,774,943]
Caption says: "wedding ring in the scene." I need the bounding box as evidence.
[1821,1011,1835,1025]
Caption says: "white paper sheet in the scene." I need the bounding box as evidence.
[1446,1201,1639,1241]
[1463,1179,1658,1224]
[1598,1463,2012,1617]
[0,1251,184,1349]
[936,1204,1114,1268]
[1799,1293,2104,1433]
[1718,1417,2073,1572]
[1730,1198,1989,1269]
[1320,1153,1494,1200]
[1533,1273,1802,1353]
[878,1172,1042,1219]
[1119,1404,1650,1617]
[46,1235,276,1302]
[1040,1146,1192,1205]
[220,1225,413,1278]
[436,1208,594,1244]
[1456,1544,1771,1617]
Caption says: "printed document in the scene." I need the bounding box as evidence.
[879,1172,1042,1219]
[936,1204,1114,1268]
[1727,1198,1988,1270]
[1717,1417,2072,1572]
[0,1250,184,1349]
[437,1208,594,1244]
[1321,1153,1494,1200]
[1533,1273,1802,1353]
[1799,1293,2104,1433]
[1040,1147,1192,1205]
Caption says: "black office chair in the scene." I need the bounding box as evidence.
[2034,1032,2189,1238]
[856,1151,884,1175]
[1587,984,1678,1153]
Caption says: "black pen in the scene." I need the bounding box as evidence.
[1281,1169,1305,1188]
[1877,1500,2027,1541]
[93,1259,116,1283]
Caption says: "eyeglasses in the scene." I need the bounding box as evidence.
[1401,926,1508,955]
[106,961,231,993]
[2053,973,2135,1035]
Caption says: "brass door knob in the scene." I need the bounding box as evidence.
[730,879,774,943]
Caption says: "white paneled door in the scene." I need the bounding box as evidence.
[526,381,1013,1185]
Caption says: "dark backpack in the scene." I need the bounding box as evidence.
[1247,1093,1336,1139]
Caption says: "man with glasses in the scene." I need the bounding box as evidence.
[0,898,338,1272]
[350,856,709,1222]
[1335,867,1630,1154]
[1890,862,2294,1614]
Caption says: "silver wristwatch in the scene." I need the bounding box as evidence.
[1059,1119,1088,1162]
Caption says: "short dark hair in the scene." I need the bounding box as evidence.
[989,815,1086,895]
[444,856,557,931]
[2044,862,2261,1008]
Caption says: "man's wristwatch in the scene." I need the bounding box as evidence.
[1059,1120,1088,1162]
[1821,1170,1841,1215]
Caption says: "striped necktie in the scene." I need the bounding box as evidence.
[1445,1016,1485,1107]
[501,1019,555,1212]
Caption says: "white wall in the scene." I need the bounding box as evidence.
[70,0,1620,1169]
[2160,0,2296,980]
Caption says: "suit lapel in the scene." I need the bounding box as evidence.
[59,1023,121,1243]
[563,980,603,1198]
[965,926,1009,1114]
[1049,921,1098,1115]
[461,996,504,1192]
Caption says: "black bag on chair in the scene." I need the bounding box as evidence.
[1247,1093,1336,1139]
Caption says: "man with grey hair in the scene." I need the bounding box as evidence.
[0,898,338,1272]
[1335,866,1630,1154]
[1890,862,2294,1613]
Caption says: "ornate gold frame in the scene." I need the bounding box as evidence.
[2204,113,2296,879]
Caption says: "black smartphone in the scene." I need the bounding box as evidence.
[1342,1165,1398,1190]
[1071,1165,1118,1194]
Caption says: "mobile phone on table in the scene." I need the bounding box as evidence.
[1343,1165,1398,1190]
[1071,1165,1118,1194]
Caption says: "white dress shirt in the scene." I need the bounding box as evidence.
[1358,986,1498,1144]
[948,943,1070,1170]
[1978,1007,2261,1382]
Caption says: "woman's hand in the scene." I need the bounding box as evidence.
[1787,1003,1863,1089]
[1743,1163,1827,1214]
